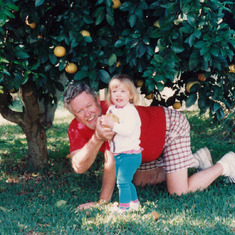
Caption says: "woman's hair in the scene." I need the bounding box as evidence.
[106,74,139,105]
[63,83,98,113]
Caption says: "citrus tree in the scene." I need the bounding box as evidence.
[0,0,234,168]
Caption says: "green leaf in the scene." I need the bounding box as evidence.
[98,70,110,84]
[0,58,9,63]
[95,7,105,25]
[3,9,15,19]
[156,82,164,91]
[83,15,94,24]
[84,36,92,43]
[35,0,45,7]
[186,93,197,107]
[216,108,225,121]
[136,43,146,58]
[114,38,125,47]
[171,43,184,53]
[31,62,40,71]
[179,25,193,34]
[49,53,57,65]
[74,70,88,81]
[187,14,196,27]
[15,51,30,59]
[120,2,133,11]
[213,102,221,112]
[189,51,200,70]
[106,14,114,27]
[211,48,219,57]
[129,14,136,28]
[108,53,117,66]
[58,59,67,71]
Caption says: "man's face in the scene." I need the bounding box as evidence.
[69,91,102,130]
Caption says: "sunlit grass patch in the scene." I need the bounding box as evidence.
[0,108,234,234]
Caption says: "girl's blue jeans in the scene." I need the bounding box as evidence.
[114,153,142,205]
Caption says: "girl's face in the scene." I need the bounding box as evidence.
[111,83,133,108]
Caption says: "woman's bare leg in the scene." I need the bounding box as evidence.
[166,163,223,195]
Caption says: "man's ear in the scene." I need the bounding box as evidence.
[96,95,101,105]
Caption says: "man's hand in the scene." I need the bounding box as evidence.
[95,116,115,141]
[77,202,96,210]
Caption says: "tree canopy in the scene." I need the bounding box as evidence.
[0,0,234,167]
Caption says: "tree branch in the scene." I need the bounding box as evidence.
[0,106,24,125]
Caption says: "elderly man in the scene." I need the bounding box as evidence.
[63,80,235,208]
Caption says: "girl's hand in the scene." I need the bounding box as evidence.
[100,114,114,129]
[95,116,115,141]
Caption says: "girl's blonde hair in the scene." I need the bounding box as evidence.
[107,74,139,105]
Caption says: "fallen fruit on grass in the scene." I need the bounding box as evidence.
[173,102,181,109]
[65,62,78,74]
[198,73,206,81]
[151,211,160,220]
[54,46,66,57]
[186,81,200,93]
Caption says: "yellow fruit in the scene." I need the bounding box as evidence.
[25,16,36,29]
[146,92,154,100]
[27,22,36,29]
[9,88,17,93]
[198,73,206,81]
[173,102,182,109]
[153,20,160,28]
[229,64,235,73]
[106,113,119,123]
[186,81,200,93]
[136,79,144,87]
[54,46,66,57]
[80,30,91,37]
[103,113,119,128]
[116,61,121,67]
[112,0,121,9]
[65,63,78,74]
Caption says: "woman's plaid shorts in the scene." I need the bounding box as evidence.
[138,107,195,174]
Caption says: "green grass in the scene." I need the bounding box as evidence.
[0,110,234,234]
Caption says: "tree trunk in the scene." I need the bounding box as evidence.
[0,82,49,169]
[0,74,68,169]
[21,120,48,169]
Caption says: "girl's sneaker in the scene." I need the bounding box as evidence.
[130,202,141,211]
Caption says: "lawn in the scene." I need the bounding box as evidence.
[0,108,234,234]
